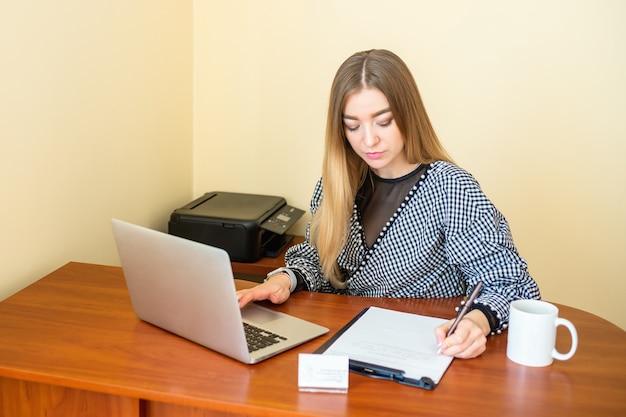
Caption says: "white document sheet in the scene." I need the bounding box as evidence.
[321,306,454,384]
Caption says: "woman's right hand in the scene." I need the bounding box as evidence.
[236,273,292,308]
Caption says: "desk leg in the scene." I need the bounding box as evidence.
[1,377,139,417]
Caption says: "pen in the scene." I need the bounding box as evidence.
[446,281,484,337]
[349,359,404,380]
[349,359,436,390]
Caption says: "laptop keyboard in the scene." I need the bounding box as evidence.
[244,322,288,352]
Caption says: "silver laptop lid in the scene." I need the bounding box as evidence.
[111,218,328,364]
[112,218,251,362]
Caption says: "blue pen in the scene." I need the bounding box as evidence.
[349,359,404,379]
[349,359,436,390]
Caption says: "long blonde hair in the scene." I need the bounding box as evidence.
[310,49,453,289]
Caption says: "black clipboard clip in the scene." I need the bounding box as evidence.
[349,359,436,390]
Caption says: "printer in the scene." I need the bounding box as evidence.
[168,191,304,262]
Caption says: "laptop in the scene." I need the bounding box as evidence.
[111,218,328,364]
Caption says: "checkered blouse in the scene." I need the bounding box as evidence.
[285,161,541,331]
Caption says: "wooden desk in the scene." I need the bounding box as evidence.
[0,262,624,417]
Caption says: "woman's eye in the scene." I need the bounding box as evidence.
[344,124,360,132]
[377,118,393,127]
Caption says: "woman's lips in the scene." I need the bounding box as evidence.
[365,152,384,160]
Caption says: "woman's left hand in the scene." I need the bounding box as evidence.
[434,309,490,359]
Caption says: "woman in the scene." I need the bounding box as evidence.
[237,49,540,359]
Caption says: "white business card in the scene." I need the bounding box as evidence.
[298,353,349,393]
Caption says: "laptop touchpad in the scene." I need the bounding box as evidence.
[243,304,283,324]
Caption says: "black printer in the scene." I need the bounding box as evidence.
[168,191,304,262]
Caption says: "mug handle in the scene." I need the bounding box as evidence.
[552,318,578,360]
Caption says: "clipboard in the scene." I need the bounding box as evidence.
[314,306,454,390]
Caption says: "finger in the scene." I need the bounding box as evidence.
[440,327,486,358]
[437,320,475,355]
[237,291,254,308]
[237,286,268,307]
[434,319,454,346]
[451,337,486,359]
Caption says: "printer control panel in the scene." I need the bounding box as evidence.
[260,205,305,235]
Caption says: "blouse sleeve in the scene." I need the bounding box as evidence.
[439,168,541,332]
[284,179,338,293]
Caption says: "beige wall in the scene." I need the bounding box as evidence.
[195,1,626,329]
[0,2,193,297]
[1,1,624,332]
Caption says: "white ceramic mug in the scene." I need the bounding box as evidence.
[506,299,578,367]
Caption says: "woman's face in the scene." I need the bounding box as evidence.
[342,88,415,179]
